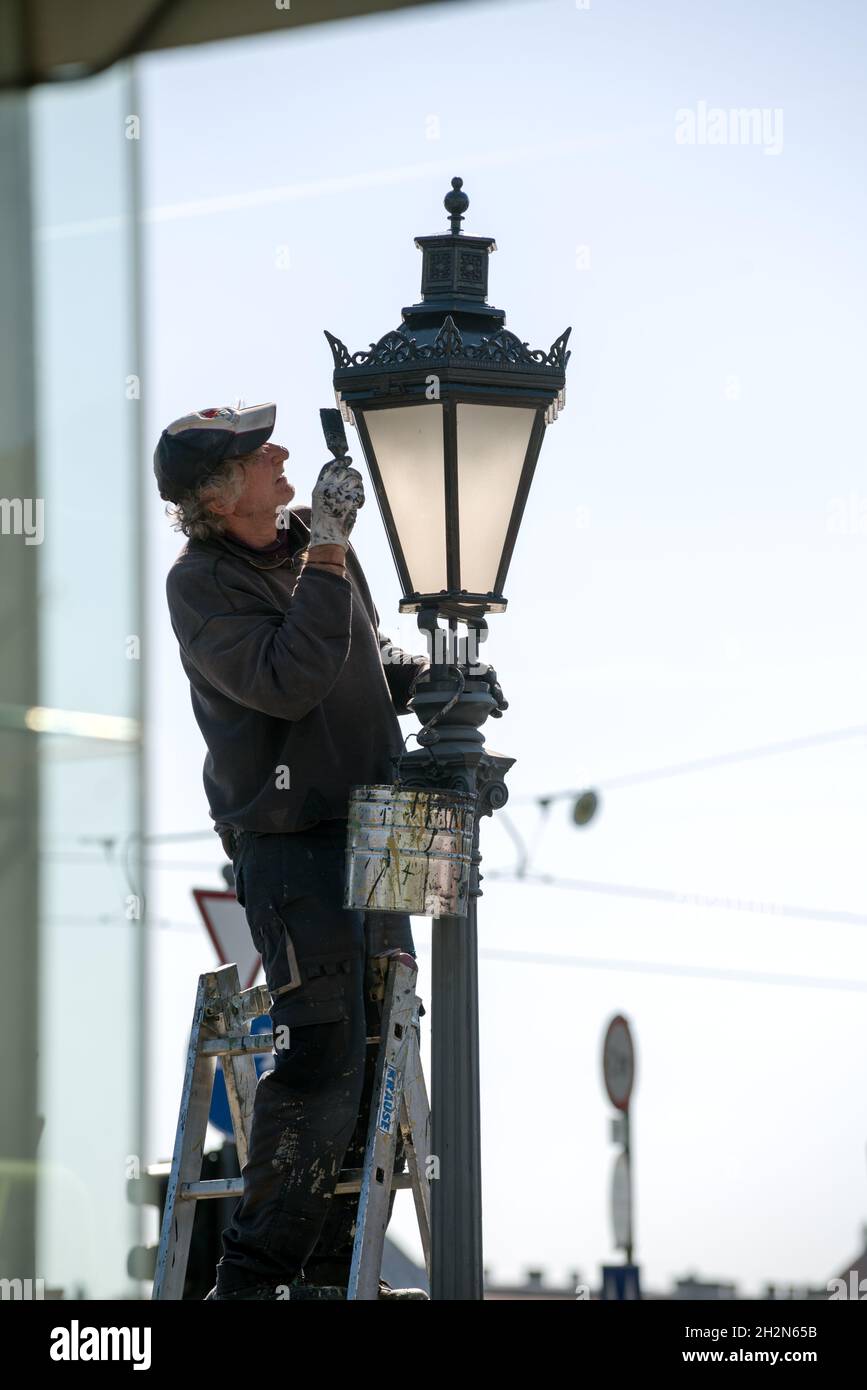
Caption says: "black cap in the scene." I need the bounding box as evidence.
[153,402,277,503]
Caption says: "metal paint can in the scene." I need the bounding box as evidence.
[344,784,476,918]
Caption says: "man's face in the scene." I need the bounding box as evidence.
[226,441,295,518]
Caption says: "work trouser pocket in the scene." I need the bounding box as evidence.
[234,828,364,1028]
[240,898,346,1023]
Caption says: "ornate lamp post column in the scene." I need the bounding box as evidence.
[326,178,570,1299]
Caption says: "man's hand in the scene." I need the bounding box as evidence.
[471,661,508,717]
[309,458,365,549]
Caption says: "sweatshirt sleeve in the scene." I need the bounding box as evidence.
[375,623,430,716]
[370,600,430,715]
[167,559,353,721]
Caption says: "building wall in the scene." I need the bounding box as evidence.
[0,64,146,1298]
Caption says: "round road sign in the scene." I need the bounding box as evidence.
[603,1014,635,1111]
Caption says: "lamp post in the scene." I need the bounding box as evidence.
[326,178,570,1300]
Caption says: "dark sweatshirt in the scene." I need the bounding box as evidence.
[165,504,427,845]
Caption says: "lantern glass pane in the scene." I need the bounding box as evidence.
[456,403,536,595]
[362,403,446,596]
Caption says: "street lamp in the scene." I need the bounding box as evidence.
[326,177,570,1300]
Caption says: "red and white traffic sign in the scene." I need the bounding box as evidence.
[602,1014,635,1112]
[192,888,261,990]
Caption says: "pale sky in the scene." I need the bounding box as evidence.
[139,0,867,1294]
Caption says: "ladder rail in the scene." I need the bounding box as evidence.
[152,968,234,1300]
[400,1021,432,1279]
[347,958,420,1300]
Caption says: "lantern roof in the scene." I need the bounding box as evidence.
[403,176,501,327]
[325,176,571,419]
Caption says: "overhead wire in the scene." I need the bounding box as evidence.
[510,721,867,803]
[42,916,867,994]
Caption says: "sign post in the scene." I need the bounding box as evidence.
[602,1014,638,1295]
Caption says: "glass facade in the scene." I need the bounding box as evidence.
[0,66,145,1299]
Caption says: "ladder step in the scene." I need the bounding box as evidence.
[200,1034,274,1057]
[334,1170,413,1195]
[197,1034,377,1058]
[177,1170,416,1201]
[180,1178,244,1199]
[201,1034,382,1057]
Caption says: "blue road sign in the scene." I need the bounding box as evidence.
[600,1264,641,1301]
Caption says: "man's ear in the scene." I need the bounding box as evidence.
[201,457,248,518]
[202,478,240,518]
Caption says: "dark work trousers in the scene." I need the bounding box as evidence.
[214,819,417,1295]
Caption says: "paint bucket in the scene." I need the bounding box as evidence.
[344,784,476,917]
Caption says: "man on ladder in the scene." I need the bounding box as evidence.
[153,401,434,1300]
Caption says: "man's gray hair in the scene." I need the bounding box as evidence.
[166,453,252,541]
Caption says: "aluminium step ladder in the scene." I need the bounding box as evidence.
[151,956,431,1300]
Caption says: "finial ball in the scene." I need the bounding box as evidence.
[444,176,469,222]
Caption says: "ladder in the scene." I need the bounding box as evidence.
[150,955,431,1300]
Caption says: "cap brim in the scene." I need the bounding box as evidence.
[224,402,277,456]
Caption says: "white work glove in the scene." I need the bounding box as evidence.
[309,458,365,549]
